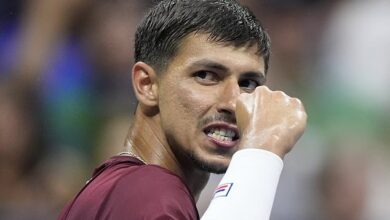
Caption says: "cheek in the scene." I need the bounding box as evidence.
[176,83,216,119]
[160,82,214,132]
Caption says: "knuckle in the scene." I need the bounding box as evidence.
[299,111,308,125]
[256,85,270,93]
[290,97,305,111]
[273,90,285,96]
[291,97,302,105]
[272,90,290,101]
[272,90,284,95]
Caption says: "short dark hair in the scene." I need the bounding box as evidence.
[135,0,271,73]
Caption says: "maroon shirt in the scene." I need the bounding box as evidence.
[59,156,199,220]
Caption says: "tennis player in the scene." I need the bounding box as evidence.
[59,0,306,219]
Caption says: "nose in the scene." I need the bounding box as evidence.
[216,79,240,115]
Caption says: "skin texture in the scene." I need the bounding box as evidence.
[236,86,307,158]
[126,33,306,200]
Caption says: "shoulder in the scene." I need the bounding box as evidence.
[104,165,199,220]
[115,165,192,200]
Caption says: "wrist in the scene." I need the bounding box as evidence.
[239,143,287,159]
[202,148,284,220]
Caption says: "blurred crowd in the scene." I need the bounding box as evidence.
[0,0,389,219]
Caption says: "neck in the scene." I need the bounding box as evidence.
[125,108,209,200]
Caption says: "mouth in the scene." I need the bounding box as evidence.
[203,122,240,148]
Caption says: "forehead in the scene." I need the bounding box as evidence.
[164,33,266,77]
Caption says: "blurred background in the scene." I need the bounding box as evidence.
[0,0,389,219]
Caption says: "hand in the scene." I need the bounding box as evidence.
[236,86,307,158]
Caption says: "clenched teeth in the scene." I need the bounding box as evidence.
[206,128,236,142]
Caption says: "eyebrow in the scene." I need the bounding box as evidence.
[191,59,266,80]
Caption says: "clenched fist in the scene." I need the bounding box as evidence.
[236,86,307,158]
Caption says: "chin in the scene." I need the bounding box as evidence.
[189,152,230,174]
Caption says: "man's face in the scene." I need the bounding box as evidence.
[157,33,266,173]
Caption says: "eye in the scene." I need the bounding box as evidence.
[238,79,259,91]
[193,71,219,84]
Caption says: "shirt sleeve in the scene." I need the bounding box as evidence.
[201,149,284,220]
[102,166,199,220]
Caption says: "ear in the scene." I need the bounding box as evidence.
[131,62,159,107]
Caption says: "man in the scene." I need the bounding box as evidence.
[59,0,307,219]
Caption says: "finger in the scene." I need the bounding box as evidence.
[236,92,253,113]
[236,92,254,132]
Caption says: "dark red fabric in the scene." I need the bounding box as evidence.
[58,156,199,220]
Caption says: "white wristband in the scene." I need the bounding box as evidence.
[201,149,284,220]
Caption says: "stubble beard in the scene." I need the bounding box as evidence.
[169,112,236,174]
[188,150,229,174]
[188,112,237,174]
